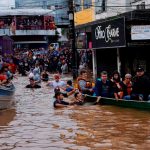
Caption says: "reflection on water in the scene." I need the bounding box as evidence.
[70,106,150,149]
[0,75,150,150]
[0,109,16,126]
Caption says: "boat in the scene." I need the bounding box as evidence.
[84,95,150,110]
[0,84,15,110]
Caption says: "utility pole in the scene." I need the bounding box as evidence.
[68,0,78,80]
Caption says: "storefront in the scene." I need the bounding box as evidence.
[76,9,150,78]
[121,10,150,77]
[91,17,126,77]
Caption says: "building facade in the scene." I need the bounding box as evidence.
[0,36,14,62]
[94,0,150,76]
[0,0,15,9]
[95,0,150,20]
[0,8,57,49]
[75,0,95,26]
[15,0,69,27]
[76,0,150,77]
[0,0,69,50]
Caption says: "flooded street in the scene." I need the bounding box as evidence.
[0,76,150,150]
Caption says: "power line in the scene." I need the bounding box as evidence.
[75,4,150,8]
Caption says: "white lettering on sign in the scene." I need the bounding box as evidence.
[95,25,119,42]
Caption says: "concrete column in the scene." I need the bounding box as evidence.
[117,48,121,74]
[92,49,97,80]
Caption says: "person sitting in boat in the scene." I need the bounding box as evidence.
[41,70,49,82]
[131,67,150,101]
[86,80,93,90]
[53,92,70,108]
[120,74,132,100]
[8,59,17,74]
[0,67,7,85]
[94,71,113,98]
[60,80,76,97]
[26,78,41,88]
[46,74,66,89]
[3,66,13,80]
[111,71,123,100]
[77,70,93,95]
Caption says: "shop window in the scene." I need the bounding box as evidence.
[83,0,92,9]
[95,0,107,14]
[102,0,106,12]
[136,2,145,10]
[75,0,82,12]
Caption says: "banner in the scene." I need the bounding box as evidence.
[92,17,126,49]
[131,25,150,40]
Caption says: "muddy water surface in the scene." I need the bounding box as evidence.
[0,76,150,150]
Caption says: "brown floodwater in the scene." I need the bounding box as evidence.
[0,75,150,150]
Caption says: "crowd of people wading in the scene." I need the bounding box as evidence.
[1,45,150,108]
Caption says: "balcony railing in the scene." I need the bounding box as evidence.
[14,30,56,36]
[0,28,56,36]
[16,24,56,30]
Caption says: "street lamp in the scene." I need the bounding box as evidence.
[69,1,78,80]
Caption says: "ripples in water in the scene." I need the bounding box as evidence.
[0,75,150,150]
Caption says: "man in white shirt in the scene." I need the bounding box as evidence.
[46,74,66,88]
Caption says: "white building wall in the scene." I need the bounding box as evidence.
[0,0,15,9]
[0,29,56,36]
[95,0,129,20]
[131,0,150,9]
[95,0,150,20]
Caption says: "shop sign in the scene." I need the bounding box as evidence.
[92,17,126,49]
[131,25,150,40]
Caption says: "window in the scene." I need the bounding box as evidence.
[132,0,142,3]
[75,0,82,12]
[141,2,145,9]
[102,0,106,12]
[95,0,107,14]
[136,2,145,10]
[83,0,92,9]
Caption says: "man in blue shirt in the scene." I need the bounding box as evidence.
[94,71,113,98]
